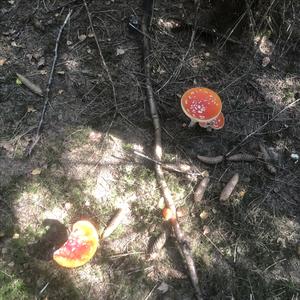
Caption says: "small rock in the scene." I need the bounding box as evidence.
[199,210,209,220]
[8,262,15,268]
[12,233,19,239]
[291,153,299,162]
[157,281,169,293]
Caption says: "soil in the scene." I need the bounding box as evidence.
[1,0,300,299]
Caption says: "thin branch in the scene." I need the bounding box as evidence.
[142,1,203,298]
[27,10,72,155]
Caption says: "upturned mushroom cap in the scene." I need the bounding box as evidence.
[181,87,222,122]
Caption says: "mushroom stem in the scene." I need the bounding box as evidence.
[188,119,197,127]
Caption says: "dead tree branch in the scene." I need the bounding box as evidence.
[28,10,72,155]
[142,1,203,298]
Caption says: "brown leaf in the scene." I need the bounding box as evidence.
[31,168,42,175]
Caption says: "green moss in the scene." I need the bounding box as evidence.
[0,273,31,300]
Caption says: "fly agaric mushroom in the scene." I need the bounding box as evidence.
[53,220,98,268]
[181,87,222,127]
[199,112,225,130]
[162,207,176,222]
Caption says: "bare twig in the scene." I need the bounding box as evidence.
[144,283,159,300]
[226,98,300,156]
[133,150,202,176]
[27,10,72,155]
[142,1,203,298]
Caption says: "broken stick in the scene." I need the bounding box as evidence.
[142,1,203,298]
[28,10,72,155]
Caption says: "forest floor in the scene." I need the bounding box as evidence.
[0,0,300,299]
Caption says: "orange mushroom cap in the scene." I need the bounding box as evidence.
[53,220,98,268]
[181,87,222,122]
[162,207,175,221]
[210,112,225,130]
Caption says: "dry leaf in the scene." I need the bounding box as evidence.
[27,105,36,112]
[31,168,42,175]
[116,47,126,56]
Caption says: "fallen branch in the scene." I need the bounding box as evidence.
[27,10,72,155]
[142,1,203,298]
[133,150,203,176]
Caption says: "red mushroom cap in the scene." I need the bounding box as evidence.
[181,87,222,122]
[210,112,225,130]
